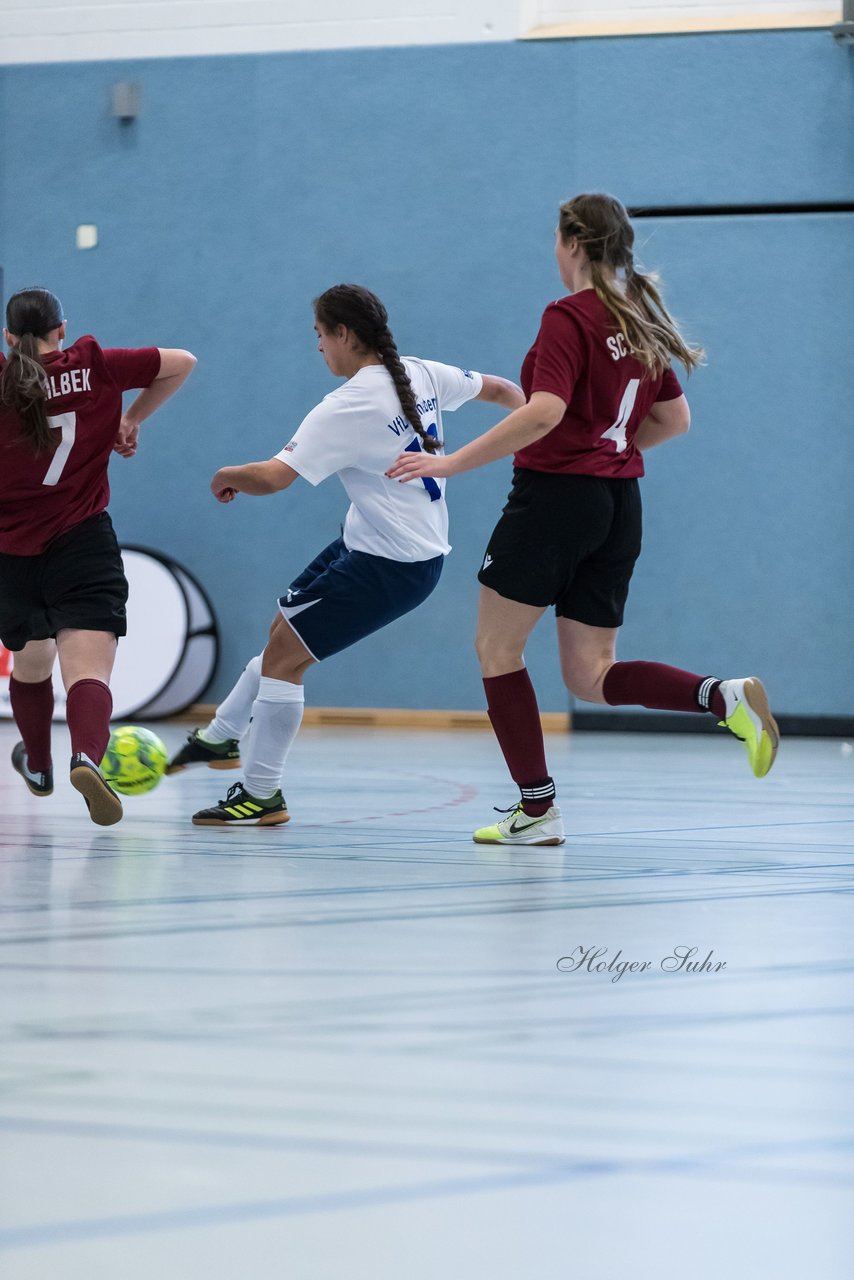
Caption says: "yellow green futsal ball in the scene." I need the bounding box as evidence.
[102,725,168,796]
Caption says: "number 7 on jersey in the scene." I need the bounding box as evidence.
[42,412,77,486]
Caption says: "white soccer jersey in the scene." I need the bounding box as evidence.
[275,358,483,561]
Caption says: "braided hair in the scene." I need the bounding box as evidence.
[1,287,65,454]
[558,194,703,376]
[313,284,442,453]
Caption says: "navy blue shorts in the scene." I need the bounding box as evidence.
[278,537,443,661]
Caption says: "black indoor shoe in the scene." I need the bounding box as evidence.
[70,753,123,826]
[192,782,289,827]
[166,729,241,775]
[12,741,53,797]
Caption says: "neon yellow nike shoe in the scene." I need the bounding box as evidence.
[718,677,779,777]
[473,803,565,846]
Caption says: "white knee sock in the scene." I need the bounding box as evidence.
[201,655,262,743]
[243,676,305,799]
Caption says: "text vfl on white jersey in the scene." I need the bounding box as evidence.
[275,358,482,563]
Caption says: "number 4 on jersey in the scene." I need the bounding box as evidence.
[600,379,639,454]
[42,412,77,486]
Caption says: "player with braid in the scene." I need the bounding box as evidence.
[388,193,779,846]
[171,283,524,826]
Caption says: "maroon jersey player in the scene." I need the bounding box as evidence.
[513,291,684,478]
[0,287,196,824]
[388,193,779,845]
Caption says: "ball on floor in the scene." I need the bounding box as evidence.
[102,725,168,795]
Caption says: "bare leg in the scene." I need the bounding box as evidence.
[260,614,315,683]
[556,617,619,704]
[474,586,546,678]
[56,628,117,691]
[11,638,56,683]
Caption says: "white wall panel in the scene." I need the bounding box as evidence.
[530,1,840,37]
[0,0,522,65]
[0,0,839,64]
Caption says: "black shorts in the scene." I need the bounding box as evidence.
[477,469,642,628]
[0,512,128,652]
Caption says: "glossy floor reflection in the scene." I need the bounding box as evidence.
[1,720,852,1279]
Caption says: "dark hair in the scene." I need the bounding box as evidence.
[313,283,441,452]
[558,194,704,375]
[1,287,65,454]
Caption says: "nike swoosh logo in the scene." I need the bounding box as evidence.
[280,597,321,619]
[509,817,540,834]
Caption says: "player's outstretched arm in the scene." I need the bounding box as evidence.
[211,457,299,503]
[475,375,526,411]
[386,391,566,483]
[122,349,196,428]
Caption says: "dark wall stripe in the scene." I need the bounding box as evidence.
[629,202,854,218]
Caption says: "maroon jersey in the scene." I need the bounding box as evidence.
[515,291,683,478]
[0,336,160,555]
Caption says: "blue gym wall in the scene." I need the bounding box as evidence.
[1,31,852,716]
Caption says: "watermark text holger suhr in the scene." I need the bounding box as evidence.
[557,946,726,983]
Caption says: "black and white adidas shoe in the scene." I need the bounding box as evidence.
[70,753,123,826]
[11,741,53,797]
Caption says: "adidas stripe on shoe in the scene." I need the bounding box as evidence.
[192,782,289,827]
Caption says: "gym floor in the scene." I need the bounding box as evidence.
[1,720,852,1278]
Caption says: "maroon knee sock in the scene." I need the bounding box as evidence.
[9,675,54,772]
[602,662,725,718]
[65,679,113,764]
[483,669,555,816]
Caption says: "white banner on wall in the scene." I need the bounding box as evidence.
[0,548,218,722]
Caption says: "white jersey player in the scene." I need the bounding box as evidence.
[167,283,524,826]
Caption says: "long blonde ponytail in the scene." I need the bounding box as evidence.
[559,194,704,376]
